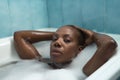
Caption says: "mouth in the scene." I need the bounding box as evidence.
[51,49,63,57]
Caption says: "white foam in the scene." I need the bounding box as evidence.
[0,42,97,80]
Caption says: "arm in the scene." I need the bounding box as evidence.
[14,30,54,59]
[78,28,117,76]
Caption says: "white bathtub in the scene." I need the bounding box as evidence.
[0,28,120,80]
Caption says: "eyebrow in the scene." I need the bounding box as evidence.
[54,33,71,37]
[53,32,73,38]
[63,34,74,41]
[63,34,71,37]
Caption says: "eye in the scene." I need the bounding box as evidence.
[64,39,71,43]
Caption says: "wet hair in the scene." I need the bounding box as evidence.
[64,25,86,46]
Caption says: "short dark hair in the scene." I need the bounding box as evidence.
[65,25,86,46]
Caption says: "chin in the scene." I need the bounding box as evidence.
[51,58,63,63]
[53,59,62,63]
[53,59,71,64]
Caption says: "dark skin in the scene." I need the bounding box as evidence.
[14,25,117,76]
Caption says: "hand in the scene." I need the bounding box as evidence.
[78,27,94,46]
[85,30,94,46]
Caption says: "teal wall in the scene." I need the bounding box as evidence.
[48,0,120,33]
[0,0,120,38]
[0,0,48,38]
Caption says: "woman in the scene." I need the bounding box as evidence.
[14,25,117,76]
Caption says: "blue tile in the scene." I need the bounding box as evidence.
[30,0,48,29]
[9,0,32,32]
[82,0,105,32]
[0,0,120,38]
[47,0,63,28]
[105,0,120,34]
[62,0,83,27]
[0,0,12,38]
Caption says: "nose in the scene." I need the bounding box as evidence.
[53,39,61,48]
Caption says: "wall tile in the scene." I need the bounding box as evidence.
[30,0,48,29]
[47,0,63,28]
[0,0,120,38]
[105,0,120,34]
[9,0,32,32]
[62,0,83,27]
[82,0,105,32]
[0,0,12,38]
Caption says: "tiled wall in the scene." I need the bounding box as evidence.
[0,0,120,38]
[48,0,120,34]
[0,0,48,38]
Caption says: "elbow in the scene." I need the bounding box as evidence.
[103,39,118,60]
[111,39,118,48]
[14,31,20,41]
[14,32,20,42]
[14,31,19,36]
[106,39,118,50]
[14,31,26,45]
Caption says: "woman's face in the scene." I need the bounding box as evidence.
[50,26,82,63]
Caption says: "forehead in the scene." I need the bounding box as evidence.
[56,26,79,37]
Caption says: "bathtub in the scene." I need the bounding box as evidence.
[0,28,120,80]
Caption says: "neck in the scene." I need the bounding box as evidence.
[40,58,72,69]
[49,60,72,69]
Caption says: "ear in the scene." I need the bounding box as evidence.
[75,46,82,57]
[78,46,83,51]
[77,46,83,54]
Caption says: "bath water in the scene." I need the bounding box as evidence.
[0,42,97,80]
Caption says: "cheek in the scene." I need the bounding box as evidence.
[68,44,79,51]
[64,45,79,56]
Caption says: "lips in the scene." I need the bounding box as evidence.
[51,49,62,57]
